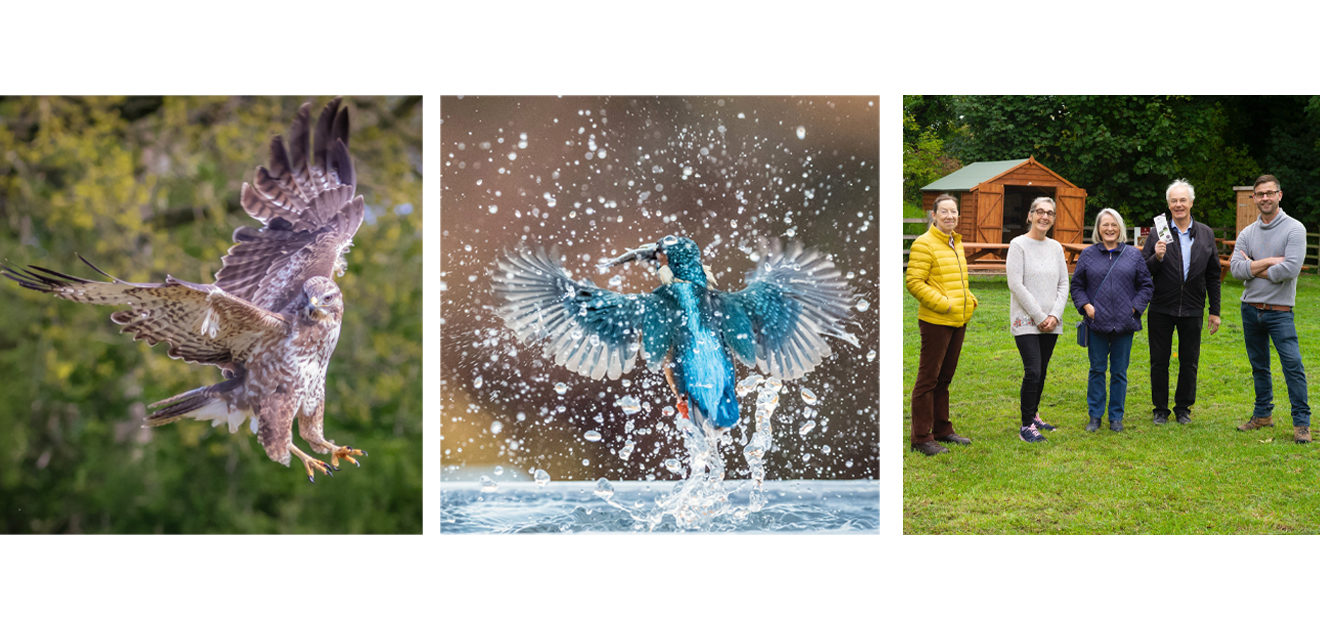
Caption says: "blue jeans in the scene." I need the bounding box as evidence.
[1241,303,1310,426]
[1087,330,1133,420]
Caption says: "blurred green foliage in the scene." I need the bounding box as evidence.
[903,96,1320,230]
[0,96,422,533]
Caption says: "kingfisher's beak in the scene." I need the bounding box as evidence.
[600,243,660,268]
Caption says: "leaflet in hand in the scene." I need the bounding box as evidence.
[1153,214,1174,244]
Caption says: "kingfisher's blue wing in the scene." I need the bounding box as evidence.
[711,240,859,380]
[492,248,673,380]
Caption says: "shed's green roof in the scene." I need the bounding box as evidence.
[921,158,1029,192]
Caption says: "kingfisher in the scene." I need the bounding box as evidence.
[491,235,859,429]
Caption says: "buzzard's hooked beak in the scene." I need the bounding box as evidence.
[600,243,660,269]
[306,295,328,319]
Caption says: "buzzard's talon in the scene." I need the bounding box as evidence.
[291,445,334,483]
[329,445,367,468]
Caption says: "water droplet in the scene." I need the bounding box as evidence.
[661,405,675,417]
[473,376,483,389]
[663,458,682,473]
[494,465,504,476]
[800,387,818,405]
[736,374,764,397]
[507,151,517,161]
[617,395,641,415]
[594,478,615,500]
[584,430,602,442]
[554,382,568,395]
[533,468,551,487]
[618,441,635,460]
[489,420,503,435]
[799,420,817,436]
[795,125,806,140]
[856,298,870,312]
[488,205,498,214]
[479,475,498,493]
[866,349,877,362]
[608,275,623,288]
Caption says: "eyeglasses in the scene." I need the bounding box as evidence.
[1032,210,1056,217]
[1254,189,1281,198]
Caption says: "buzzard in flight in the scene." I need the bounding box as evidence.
[3,98,367,482]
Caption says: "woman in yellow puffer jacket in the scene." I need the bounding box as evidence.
[906,194,978,456]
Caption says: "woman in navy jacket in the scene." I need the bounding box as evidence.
[1071,208,1154,432]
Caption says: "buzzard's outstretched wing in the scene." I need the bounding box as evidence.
[215,98,365,314]
[3,259,288,369]
[492,247,672,381]
[711,240,859,380]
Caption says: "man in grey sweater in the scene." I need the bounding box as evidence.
[1230,174,1311,443]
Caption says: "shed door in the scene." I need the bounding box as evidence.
[1056,187,1086,245]
[976,183,1004,244]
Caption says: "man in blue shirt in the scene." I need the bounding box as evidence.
[1141,179,1222,426]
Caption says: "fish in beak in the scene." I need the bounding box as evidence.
[600,242,661,269]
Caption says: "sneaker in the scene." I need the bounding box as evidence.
[912,441,949,456]
[1019,425,1047,443]
[1238,416,1274,431]
[1085,416,1101,432]
[1296,426,1312,444]
[1153,411,1168,425]
[1031,414,1057,431]
[1175,410,1192,425]
[936,433,972,445]
[1110,418,1124,432]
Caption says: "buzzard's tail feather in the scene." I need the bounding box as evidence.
[146,370,250,433]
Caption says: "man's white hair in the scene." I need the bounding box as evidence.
[1166,178,1195,202]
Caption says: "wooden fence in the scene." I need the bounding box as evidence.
[901,218,1320,274]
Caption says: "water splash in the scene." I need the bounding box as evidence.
[576,373,793,531]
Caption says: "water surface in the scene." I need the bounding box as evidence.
[441,479,878,533]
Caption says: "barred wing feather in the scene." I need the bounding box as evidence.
[712,240,858,380]
[216,97,364,314]
[491,248,671,381]
[3,259,287,368]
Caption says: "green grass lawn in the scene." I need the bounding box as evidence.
[903,273,1320,534]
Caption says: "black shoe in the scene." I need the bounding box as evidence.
[1153,411,1168,425]
[1175,410,1192,425]
[936,433,972,445]
[1086,417,1101,432]
[1110,418,1124,432]
[911,441,949,456]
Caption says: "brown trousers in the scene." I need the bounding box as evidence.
[911,320,966,444]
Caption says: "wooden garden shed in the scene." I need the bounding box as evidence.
[920,157,1088,248]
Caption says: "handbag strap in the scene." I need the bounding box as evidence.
[1096,243,1125,291]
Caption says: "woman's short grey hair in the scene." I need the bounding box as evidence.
[1166,178,1195,202]
[1028,197,1056,214]
[1092,208,1127,244]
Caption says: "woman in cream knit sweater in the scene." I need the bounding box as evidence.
[1006,197,1070,444]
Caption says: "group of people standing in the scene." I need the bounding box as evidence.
[906,175,1310,456]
